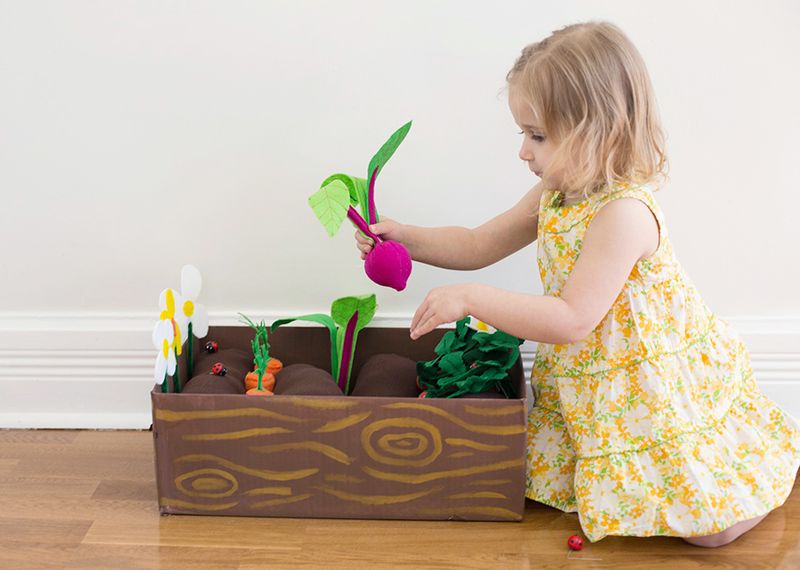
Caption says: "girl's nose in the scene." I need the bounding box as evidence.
[519,142,533,162]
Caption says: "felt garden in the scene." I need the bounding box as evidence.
[149,124,529,522]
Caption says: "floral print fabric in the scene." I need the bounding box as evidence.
[525,182,800,541]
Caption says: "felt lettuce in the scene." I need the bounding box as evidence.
[309,122,413,291]
[271,294,377,394]
[417,317,523,398]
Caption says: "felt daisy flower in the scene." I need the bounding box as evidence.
[179,264,208,339]
[153,317,177,383]
[152,287,188,391]
[467,316,497,334]
[156,287,188,355]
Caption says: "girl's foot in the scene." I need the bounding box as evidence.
[682,513,768,548]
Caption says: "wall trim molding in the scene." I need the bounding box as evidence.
[0,312,798,429]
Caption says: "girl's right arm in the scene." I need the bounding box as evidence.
[355,181,545,270]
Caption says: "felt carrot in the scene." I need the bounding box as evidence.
[239,314,276,396]
[246,387,274,397]
[245,370,276,392]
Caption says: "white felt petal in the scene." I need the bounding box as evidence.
[167,349,177,376]
[159,288,183,316]
[158,288,169,312]
[192,305,209,338]
[181,265,202,300]
[175,314,190,345]
[154,353,167,383]
[152,320,173,349]
[172,290,184,313]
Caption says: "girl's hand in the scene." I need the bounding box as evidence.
[410,284,475,340]
[355,217,404,260]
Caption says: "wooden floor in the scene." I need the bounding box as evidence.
[0,431,798,570]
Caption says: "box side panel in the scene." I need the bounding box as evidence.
[152,393,526,521]
[151,326,528,521]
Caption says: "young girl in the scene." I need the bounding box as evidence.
[356,21,800,547]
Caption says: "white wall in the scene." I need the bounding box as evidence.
[1,1,798,427]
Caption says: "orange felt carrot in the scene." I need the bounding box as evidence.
[246,387,274,397]
[245,371,276,392]
[267,358,283,375]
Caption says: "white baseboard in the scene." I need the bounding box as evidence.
[0,312,798,429]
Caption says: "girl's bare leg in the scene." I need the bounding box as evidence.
[682,513,768,548]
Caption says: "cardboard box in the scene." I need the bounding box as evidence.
[151,325,527,521]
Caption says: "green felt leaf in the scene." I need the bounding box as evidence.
[367,121,412,184]
[330,294,377,332]
[439,352,467,376]
[320,173,368,208]
[353,175,372,223]
[309,179,350,236]
[270,314,339,380]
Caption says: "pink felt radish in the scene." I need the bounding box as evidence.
[309,122,414,292]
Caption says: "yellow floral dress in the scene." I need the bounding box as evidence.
[525,182,800,541]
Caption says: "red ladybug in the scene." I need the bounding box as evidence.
[567,535,583,551]
[211,362,227,376]
[204,341,219,353]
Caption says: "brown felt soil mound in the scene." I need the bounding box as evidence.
[349,353,421,398]
[182,370,246,394]
[193,348,252,376]
[273,363,343,396]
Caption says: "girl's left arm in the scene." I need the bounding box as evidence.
[409,198,660,343]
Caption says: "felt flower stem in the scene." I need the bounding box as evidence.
[172,347,182,393]
[161,372,169,393]
[187,322,194,379]
[337,311,359,394]
[347,207,381,243]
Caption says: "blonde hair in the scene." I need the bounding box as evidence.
[507,21,667,201]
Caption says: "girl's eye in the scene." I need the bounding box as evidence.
[518,130,545,142]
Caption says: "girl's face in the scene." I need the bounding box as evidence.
[508,87,559,184]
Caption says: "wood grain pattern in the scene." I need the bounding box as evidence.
[152,390,527,521]
[2,430,799,569]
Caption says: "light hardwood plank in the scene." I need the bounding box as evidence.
[0,429,798,570]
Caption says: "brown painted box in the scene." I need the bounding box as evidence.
[151,325,527,521]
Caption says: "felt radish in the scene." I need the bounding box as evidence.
[309,122,413,291]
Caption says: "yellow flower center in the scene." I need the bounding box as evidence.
[165,288,175,317]
[172,319,182,356]
[183,300,195,317]
[161,338,169,358]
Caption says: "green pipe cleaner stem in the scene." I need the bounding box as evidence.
[187,322,194,379]
[173,347,182,393]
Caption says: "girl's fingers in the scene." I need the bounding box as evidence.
[410,303,426,333]
[410,305,434,339]
[411,314,438,340]
[354,230,374,245]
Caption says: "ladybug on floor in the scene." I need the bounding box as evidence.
[204,340,219,354]
[211,362,227,376]
[567,535,583,551]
